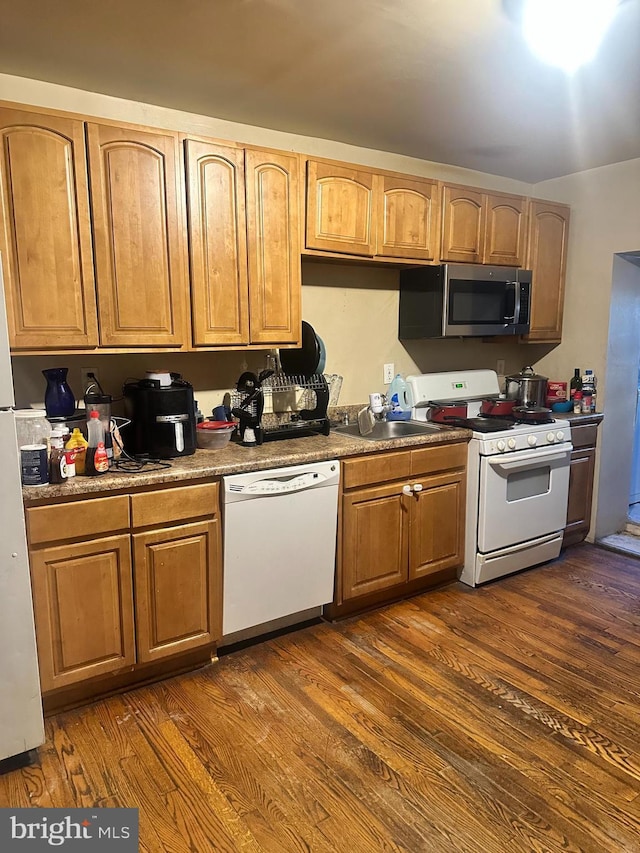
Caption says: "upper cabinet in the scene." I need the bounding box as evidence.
[0,107,98,350]
[440,184,527,266]
[305,159,439,261]
[524,200,570,343]
[245,147,301,346]
[86,123,189,348]
[306,160,376,256]
[185,139,249,346]
[0,101,569,352]
[377,174,440,261]
[184,140,301,347]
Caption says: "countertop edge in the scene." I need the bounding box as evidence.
[22,426,472,504]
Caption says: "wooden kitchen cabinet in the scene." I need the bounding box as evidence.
[0,106,99,349]
[86,122,189,348]
[133,520,220,663]
[26,481,222,709]
[563,421,600,547]
[305,159,376,256]
[185,140,301,347]
[185,139,249,346]
[29,535,135,692]
[441,183,527,266]
[376,174,440,261]
[305,159,439,261]
[330,441,467,617]
[524,200,570,343]
[245,147,302,345]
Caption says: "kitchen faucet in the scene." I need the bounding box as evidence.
[357,392,392,435]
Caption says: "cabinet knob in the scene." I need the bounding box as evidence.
[402,484,413,495]
[413,483,423,492]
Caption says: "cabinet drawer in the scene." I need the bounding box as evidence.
[27,496,130,546]
[131,482,219,528]
[569,423,598,449]
[411,442,467,476]
[342,451,411,489]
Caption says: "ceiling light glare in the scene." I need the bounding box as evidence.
[522,0,619,73]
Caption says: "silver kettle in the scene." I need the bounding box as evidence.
[504,366,548,408]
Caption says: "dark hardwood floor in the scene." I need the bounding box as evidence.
[2,543,640,852]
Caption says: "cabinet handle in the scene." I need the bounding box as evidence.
[402,484,413,495]
[413,483,423,492]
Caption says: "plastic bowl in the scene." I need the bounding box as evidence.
[551,400,572,413]
[196,421,236,450]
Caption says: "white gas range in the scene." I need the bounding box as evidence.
[407,370,573,587]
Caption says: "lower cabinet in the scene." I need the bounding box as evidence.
[327,441,467,618]
[26,482,222,705]
[30,534,136,692]
[563,420,601,547]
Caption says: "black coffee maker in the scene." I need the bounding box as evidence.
[123,373,196,458]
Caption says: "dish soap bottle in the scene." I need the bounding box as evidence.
[386,374,412,421]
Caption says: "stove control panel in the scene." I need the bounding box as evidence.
[479,421,572,455]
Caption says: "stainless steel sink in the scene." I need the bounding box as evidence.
[333,420,443,441]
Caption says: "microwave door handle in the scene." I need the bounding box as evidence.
[503,281,519,322]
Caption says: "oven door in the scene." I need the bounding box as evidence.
[477,444,572,554]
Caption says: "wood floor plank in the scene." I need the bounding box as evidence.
[1,542,640,851]
[299,620,636,853]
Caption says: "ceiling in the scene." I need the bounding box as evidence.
[1,0,639,183]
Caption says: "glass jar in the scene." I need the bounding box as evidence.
[15,409,52,452]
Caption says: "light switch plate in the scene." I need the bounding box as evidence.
[383,363,395,384]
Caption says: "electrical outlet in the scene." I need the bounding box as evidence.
[496,359,506,376]
[80,367,99,395]
[383,363,395,385]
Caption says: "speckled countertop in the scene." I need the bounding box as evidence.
[22,424,471,504]
[22,411,604,505]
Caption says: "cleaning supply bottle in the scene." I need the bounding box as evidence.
[65,428,89,475]
[386,374,412,421]
[85,410,108,476]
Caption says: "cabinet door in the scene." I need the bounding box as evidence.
[87,123,189,347]
[409,471,466,580]
[377,175,439,260]
[524,200,570,343]
[306,160,376,256]
[0,107,98,349]
[30,535,135,692]
[133,520,221,663]
[563,449,596,547]
[484,193,527,266]
[185,140,249,346]
[245,148,301,345]
[440,185,485,263]
[341,482,409,600]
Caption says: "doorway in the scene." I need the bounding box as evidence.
[595,252,640,546]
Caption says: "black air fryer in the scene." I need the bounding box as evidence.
[123,373,196,458]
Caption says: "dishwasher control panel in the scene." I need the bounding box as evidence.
[241,472,325,495]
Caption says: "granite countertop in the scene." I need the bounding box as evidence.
[22,410,604,505]
[23,424,471,504]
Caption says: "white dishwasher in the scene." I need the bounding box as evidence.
[222,460,340,641]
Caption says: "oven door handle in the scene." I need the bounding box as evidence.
[487,444,573,472]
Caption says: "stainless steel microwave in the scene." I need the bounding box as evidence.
[399,263,532,338]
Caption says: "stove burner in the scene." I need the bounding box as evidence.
[445,416,515,433]
[477,412,556,426]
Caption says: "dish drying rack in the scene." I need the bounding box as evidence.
[231,372,339,442]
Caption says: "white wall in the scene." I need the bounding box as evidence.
[533,158,640,538]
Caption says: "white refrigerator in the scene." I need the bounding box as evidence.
[0,255,44,764]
